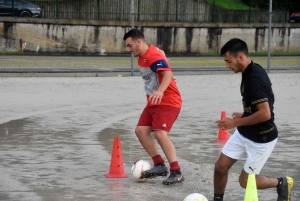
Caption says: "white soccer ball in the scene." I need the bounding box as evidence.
[131,160,152,180]
[183,193,208,201]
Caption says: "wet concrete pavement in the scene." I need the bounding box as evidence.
[0,73,299,201]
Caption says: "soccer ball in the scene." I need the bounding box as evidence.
[183,193,208,201]
[131,160,151,180]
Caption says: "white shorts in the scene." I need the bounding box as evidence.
[222,129,277,174]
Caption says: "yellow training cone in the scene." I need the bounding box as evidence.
[244,174,258,201]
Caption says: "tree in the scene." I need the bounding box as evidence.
[242,0,300,11]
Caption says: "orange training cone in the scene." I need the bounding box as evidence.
[105,136,129,178]
[215,111,230,142]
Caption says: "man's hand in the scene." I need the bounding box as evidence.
[215,117,236,130]
[232,112,243,119]
[215,112,242,129]
[149,70,172,104]
[149,90,163,104]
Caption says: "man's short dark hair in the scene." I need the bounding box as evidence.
[123,29,144,41]
[220,38,249,57]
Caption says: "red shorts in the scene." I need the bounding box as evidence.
[137,105,181,133]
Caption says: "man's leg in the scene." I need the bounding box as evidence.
[154,129,184,185]
[241,137,294,201]
[138,105,183,183]
[239,170,294,201]
[238,135,294,201]
[135,126,159,158]
[135,106,166,165]
[154,130,177,163]
[136,126,169,178]
[239,169,278,189]
[213,153,237,201]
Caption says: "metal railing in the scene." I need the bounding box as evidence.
[3,0,299,23]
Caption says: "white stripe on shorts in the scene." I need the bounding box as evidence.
[222,129,277,174]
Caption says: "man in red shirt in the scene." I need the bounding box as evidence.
[123,29,184,185]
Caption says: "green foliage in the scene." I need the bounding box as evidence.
[241,0,300,11]
[206,0,300,11]
[206,0,251,10]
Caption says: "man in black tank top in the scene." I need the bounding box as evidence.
[212,38,294,201]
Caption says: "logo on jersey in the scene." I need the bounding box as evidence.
[144,58,147,64]
[151,60,168,69]
[157,62,163,66]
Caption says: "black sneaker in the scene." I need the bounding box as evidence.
[277,176,294,201]
[162,170,185,185]
[140,163,169,179]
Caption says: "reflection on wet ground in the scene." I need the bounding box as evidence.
[0,74,299,200]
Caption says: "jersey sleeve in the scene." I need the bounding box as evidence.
[146,47,170,72]
[150,59,170,72]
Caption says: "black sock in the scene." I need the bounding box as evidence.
[214,193,224,201]
[154,162,165,166]
[277,177,284,188]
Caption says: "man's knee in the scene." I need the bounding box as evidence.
[214,159,231,176]
[239,176,248,188]
[135,126,150,139]
[135,127,142,137]
[239,170,249,188]
[214,154,237,175]
[154,130,168,142]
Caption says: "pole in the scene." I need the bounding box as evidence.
[97,0,100,20]
[137,0,140,21]
[176,0,178,22]
[130,0,135,76]
[267,0,272,73]
[12,0,14,17]
[56,0,59,19]
[212,0,216,22]
[248,0,252,23]
[285,0,288,22]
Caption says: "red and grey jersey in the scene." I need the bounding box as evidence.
[138,45,182,108]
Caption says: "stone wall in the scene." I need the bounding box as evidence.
[0,18,299,55]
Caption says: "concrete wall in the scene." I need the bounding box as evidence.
[0,18,299,55]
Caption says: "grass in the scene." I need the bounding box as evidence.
[1,51,300,57]
[200,52,300,57]
[206,0,251,10]
[168,57,300,67]
[0,55,299,68]
[250,52,300,56]
[0,51,24,55]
